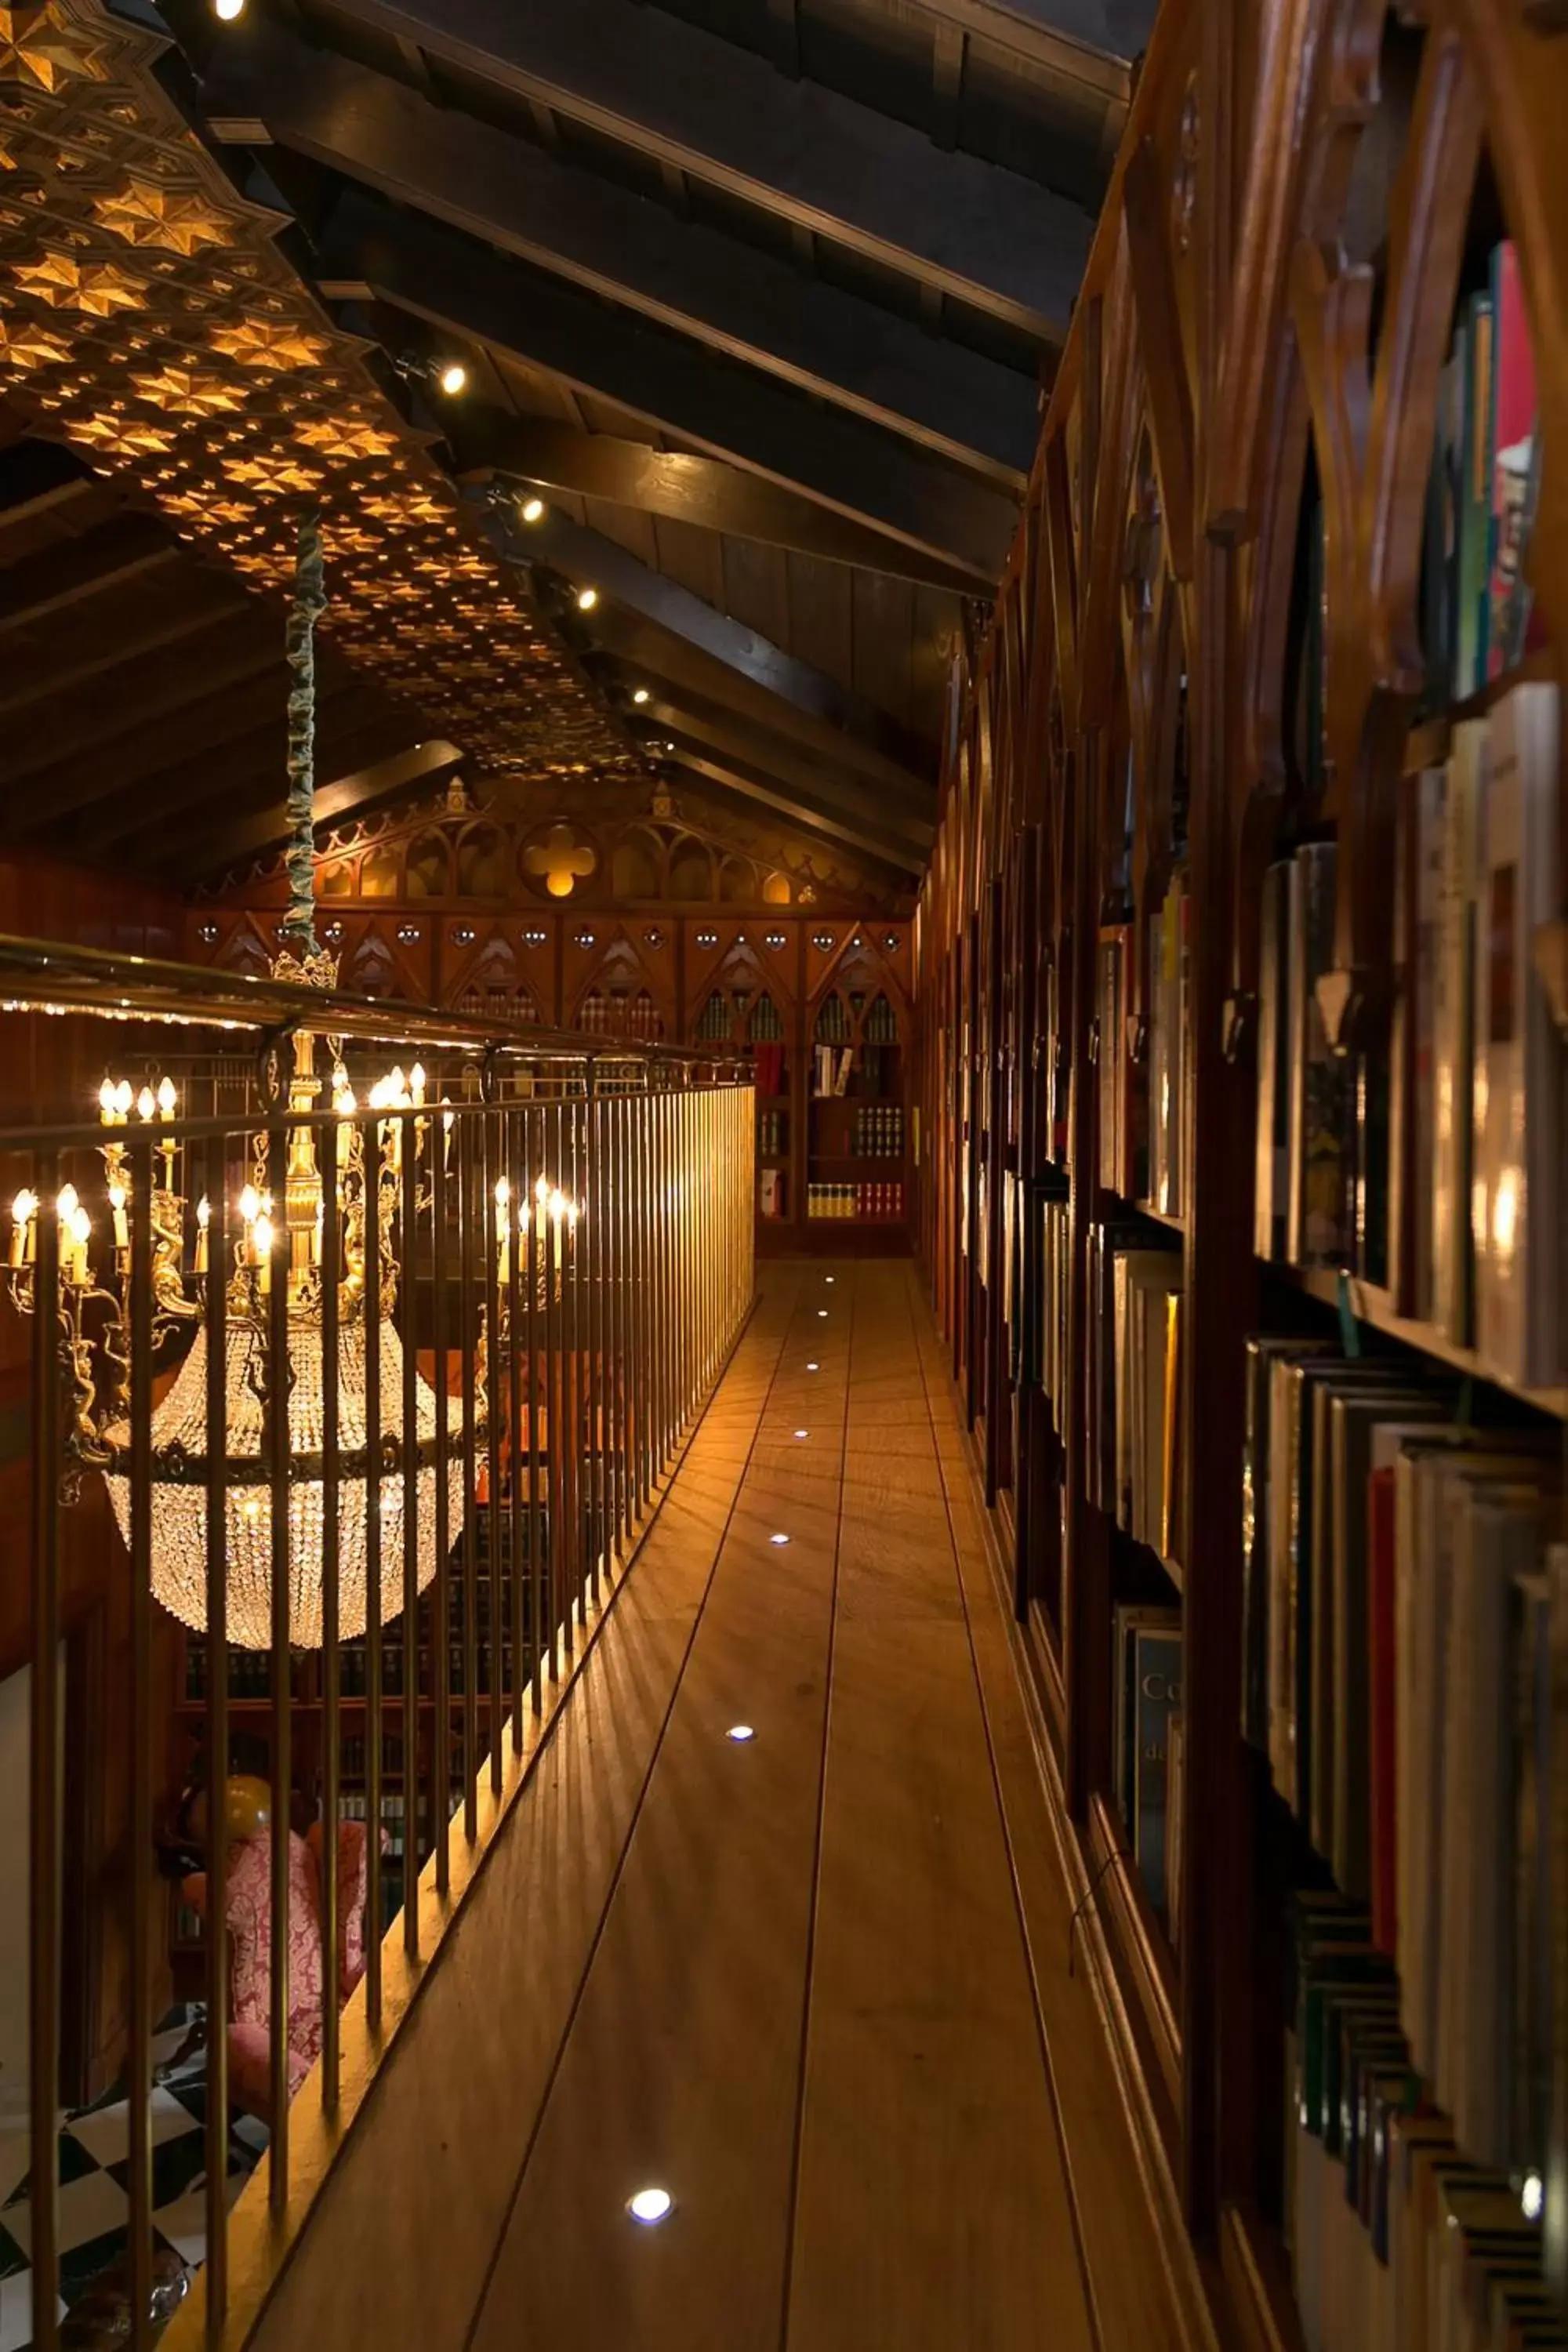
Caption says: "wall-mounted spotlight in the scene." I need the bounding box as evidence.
[520,495,545,524]
[213,0,245,18]
[576,586,599,613]
[632,688,650,706]
[391,351,469,397]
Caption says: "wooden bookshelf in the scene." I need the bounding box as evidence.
[913,2,1568,2340]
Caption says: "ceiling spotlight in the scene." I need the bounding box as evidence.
[437,359,468,396]
[627,2187,673,2226]
[726,1725,756,1743]
[817,1308,828,1318]
[577,586,599,612]
[793,1429,808,1439]
[213,0,245,16]
[805,1361,819,1372]
[520,495,545,524]
[632,688,650,706]
[770,1532,790,1547]
[825,1276,835,1285]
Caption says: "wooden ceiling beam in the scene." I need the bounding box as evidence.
[626,690,935,855]
[89,690,406,858]
[236,0,1092,339]
[666,746,923,877]
[166,735,464,885]
[0,591,252,720]
[0,513,180,635]
[0,439,95,535]
[477,492,935,796]
[203,31,1036,482]
[463,426,982,598]
[318,193,1015,585]
[5,616,281,785]
[7,659,365,836]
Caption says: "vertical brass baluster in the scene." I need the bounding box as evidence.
[203,1134,230,2338]
[267,1110,292,2197]
[124,1133,151,2352]
[506,1102,524,1754]
[401,1106,420,1953]
[30,1150,60,2352]
[320,1115,341,2102]
[457,1111,478,1845]
[545,1096,563,1681]
[430,1098,451,1897]
[526,1102,542,1719]
[362,1106,383,2034]
[484,1111,503,1800]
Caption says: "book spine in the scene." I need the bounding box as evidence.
[1255,862,1288,1259]
[1457,289,1494,699]
[1368,1466,1398,1958]
[1486,241,1536,682]
[1432,720,1486,1345]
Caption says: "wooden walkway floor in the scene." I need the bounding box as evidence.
[252,1263,1198,2352]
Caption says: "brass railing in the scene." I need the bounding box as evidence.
[0,938,754,2350]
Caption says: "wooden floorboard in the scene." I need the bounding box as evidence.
[265,1259,1191,2352]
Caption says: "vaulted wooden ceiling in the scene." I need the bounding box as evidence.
[1,0,1147,889]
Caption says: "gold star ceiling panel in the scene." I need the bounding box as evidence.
[0,0,638,785]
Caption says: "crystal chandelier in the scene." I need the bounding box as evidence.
[4,514,470,1650]
[98,1039,468,1650]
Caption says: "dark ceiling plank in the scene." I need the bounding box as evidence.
[0,514,180,635]
[667,746,923,875]
[5,616,280,783]
[0,590,251,720]
[574,593,938,800]
[634,690,935,853]
[477,491,935,794]
[324,194,1014,583]
[908,0,1138,85]
[463,427,988,598]
[88,689,405,858]
[167,735,464,883]
[8,662,361,836]
[250,0,1094,338]
[206,33,1034,482]
[0,440,94,533]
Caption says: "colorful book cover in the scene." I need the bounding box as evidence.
[1457,287,1494,699]
[1486,241,1540,680]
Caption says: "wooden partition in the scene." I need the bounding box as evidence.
[916,2,1568,2339]
[187,806,915,1258]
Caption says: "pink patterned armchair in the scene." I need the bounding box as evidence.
[183,1820,372,2123]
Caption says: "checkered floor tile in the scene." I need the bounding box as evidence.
[0,2009,267,2352]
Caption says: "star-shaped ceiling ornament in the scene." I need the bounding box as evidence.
[0,314,71,369]
[294,415,402,461]
[92,177,232,256]
[0,3,106,96]
[129,365,242,416]
[12,249,143,314]
[208,317,328,371]
[524,823,598,900]
[72,405,172,457]
[222,452,325,495]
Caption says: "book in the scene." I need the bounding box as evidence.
[1254,859,1291,1259]
[1130,1621,1181,1917]
[1486,241,1542,681]
[1432,719,1486,1344]
[1473,682,1562,1388]
[1113,1601,1179,1825]
[1165,1709,1185,1953]
[1457,285,1495,699]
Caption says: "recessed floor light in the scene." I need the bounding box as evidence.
[770,1532,790,1546]
[726,1725,755,1743]
[793,1428,808,1439]
[825,1276,834,1284]
[806,1361,819,1371]
[627,2187,673,2225]
[817,1308,828,1318]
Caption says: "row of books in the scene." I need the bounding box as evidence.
[1087,1227,1184,1563]
[1425,239,1543,706]
[851,1103,904,1157]
[1286,1888,1566,2352]
[1243,1334,1564,2176]
[757,1108,787,1158]
[805,1181,904,1221]
[1092,870,1190,1221]
[1111,1602,1182,1930]
[1253,677,1561,1394]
